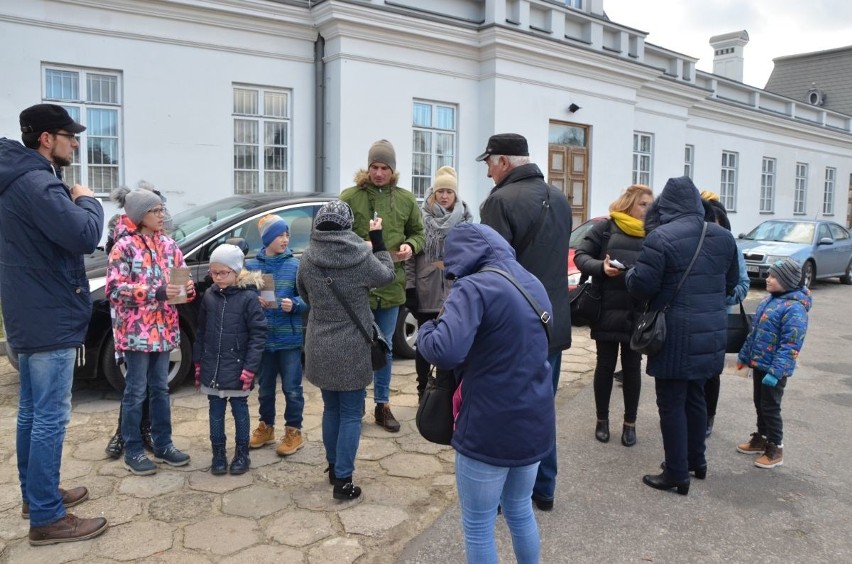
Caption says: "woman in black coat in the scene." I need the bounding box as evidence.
[574,184,653,447]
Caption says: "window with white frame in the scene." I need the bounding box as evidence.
[823,167,836,215]
[42,65,122,194]
[233,86,290,194]
[632,133,653,186]
[760,157,776,213]
[412,100,457,199]
[794,163,808,214]
[683,145,694,179]
[720,151,738,211]
[564,0,583,9]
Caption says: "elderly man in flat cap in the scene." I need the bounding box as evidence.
[478,133,573,512]
[0,104,107,544]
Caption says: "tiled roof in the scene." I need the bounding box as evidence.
[764,46,852,117]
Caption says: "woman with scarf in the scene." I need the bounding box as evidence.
[574,184,653,447]
[405,166,474,399]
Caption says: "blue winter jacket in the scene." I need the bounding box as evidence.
[417,223,555,467]
[245,248,307,351]
[0,138,103,353]
[738,288,810,379]
[625,176,739,379]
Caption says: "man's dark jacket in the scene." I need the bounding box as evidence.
[0,138,103,353]
[480,163,572,351]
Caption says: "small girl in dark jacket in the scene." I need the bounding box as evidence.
[193,244,267,475]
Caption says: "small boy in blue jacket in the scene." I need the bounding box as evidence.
[736,258,811,469]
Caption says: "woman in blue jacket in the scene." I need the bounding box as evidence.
[418,223,554,564]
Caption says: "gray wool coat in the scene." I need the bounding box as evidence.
[297,229,395,391]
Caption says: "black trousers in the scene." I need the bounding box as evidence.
[593,340,642,422]
[655,378,708,481]
[752,368,786,445]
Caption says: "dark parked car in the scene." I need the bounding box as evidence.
[737,219,852,288]
[5,192,416,391]
[567,216,608,291]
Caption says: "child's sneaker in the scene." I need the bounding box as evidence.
[152,446,190,467]
[249,421,275,449]
[124,453,157,476]
[276,427,305,456]
[736,432,767,454]
[754,443,784,469]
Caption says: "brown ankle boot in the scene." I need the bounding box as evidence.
[28,513,108,546]
[374,404,400,432]
[22,486,90,519]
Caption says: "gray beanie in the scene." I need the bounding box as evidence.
[209,244,244,274]
[368,139,396,171]
[768,258,802,291]
[124,188,164,226]
[314,200,354,231]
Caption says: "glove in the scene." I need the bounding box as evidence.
[736,362,744,370]
[405,288,419,314]
[762,374,779,388]
[240,369,255,391]
[194,363,201,389]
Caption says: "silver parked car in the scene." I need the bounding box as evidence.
[737,219,852,288]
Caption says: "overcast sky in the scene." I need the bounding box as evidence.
[602,0,852,88]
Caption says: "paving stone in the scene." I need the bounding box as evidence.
[66,412,93,428]
[308,536,364,564]
[265,509,333,547]
[356,437,397,461]
[2,534,93,563]
[222,485,290,518]
[290,487,352,512]
[0,482,20,512]
[257,457,323,489]
[438,449,456,463]
[71,388,107,404]
[172,392,209,410]
[380,453,443,479]
[119,471,185,498]
[360,475,431,507]
[184,515,260,555]
[397,437,453,456]
[171,418,209,438]
[72,438,114,461]
[247,445,287,468]
[148,492,216,523]
[339,503,408,537]
[92,519,174,561]
[0,505,28,540]
[82,495,142,526]
[142,548,214,563]
[58,458,95,481]
[187,469,252,494]
[73,399,119,414]
[220,544,304,564]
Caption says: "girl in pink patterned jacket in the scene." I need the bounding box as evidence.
[106,189,195,476]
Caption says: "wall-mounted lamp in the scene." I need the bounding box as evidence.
[567,103,581,114]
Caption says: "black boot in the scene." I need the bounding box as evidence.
[229,444,251,475]
[595,420,610,443]
[324,464,345,486]
[105,427,124,459]
[621,422,636,447]
[333,479,362,500]
[211,444,227,475]
[642,472,690,495]
[140,420,155,453]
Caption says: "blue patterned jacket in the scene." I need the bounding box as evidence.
[738,288,811,379]
[245,247,307,351]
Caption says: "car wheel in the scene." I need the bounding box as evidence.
[5,342,19,371]
[393,306,418,359]
[801,260,815,289]
[101,328,192,393]
[840,259,852,285]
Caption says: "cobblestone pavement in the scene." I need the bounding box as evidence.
[0,330,596,563]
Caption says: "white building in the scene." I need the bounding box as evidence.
[2,0,850,234]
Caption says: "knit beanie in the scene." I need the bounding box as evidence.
[368,139,396,171]
[258,214,289,247]
[431,166,458,194]
[768,258,802,291]
[314,200,353,232]
[209,243,245,274]
[124,188,164,226]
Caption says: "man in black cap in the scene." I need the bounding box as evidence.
[478,133,573,511]
[0,104,107,544]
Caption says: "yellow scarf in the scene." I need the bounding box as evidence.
[610,211,645,237]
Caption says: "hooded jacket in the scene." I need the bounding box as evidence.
[339,170,425,309]
[194,270,267,396]
[0,138,104,353]
[479,162,573,352]
[738,288,810,379]
[625,176,740,379]
[297,229,395,391]
[417,223,555,467]
[245,247,307,351]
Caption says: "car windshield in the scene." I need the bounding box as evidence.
[570,218,602,248]
[744,221,815,244]
[168,197,261,245]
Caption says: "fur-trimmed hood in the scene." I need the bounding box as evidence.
[353,168,401,189]
[236,269,264,290]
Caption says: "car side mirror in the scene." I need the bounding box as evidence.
[818,237,833,246]
[737,233,745,239]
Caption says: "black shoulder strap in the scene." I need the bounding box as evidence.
[514,185,552,259]
[478,266,551,344]
[663,222,708,311]
[320,268,373,346]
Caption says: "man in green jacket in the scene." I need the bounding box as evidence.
[340,140,425,432]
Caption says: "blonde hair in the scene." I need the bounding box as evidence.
[609,184,653,214]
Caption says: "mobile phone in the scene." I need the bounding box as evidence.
[373,211,379,221]
[609,258,627,270]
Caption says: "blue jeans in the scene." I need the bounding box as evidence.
[655,378,708,481]
[533,350,561,502]
[122,351,172,458]
[456,452,541,564]
[17,348,75,527]
[371,306,398,405]
[320,388,366,479]
[209,396,250,447]
[257,348,304,428]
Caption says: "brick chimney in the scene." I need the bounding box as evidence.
[709,30,749,83]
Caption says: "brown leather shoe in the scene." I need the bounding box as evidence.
[374,404,400,433]
[22,486,90,519]
[28,513,108,546]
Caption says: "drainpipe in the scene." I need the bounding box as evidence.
[314,33,325,193]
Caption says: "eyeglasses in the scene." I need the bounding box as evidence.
[208,269,234,278]
[52,132,80,142]
[147,207,167,216]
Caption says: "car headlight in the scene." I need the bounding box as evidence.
[567,273,582,286]
[765,255,786,265]
[89,276,106,293]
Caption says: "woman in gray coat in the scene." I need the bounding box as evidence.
[297,201,395,500]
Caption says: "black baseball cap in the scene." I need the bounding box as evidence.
[475,133,529,162]
[20,103,86,135]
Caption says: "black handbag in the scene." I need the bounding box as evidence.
[630,223,707,356]
[571,220,612,327]
[726,302,753,354]
[415,367,456,445]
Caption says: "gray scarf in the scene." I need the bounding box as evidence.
[422,200,473,263]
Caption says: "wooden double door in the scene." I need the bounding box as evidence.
[547,121,589,227]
